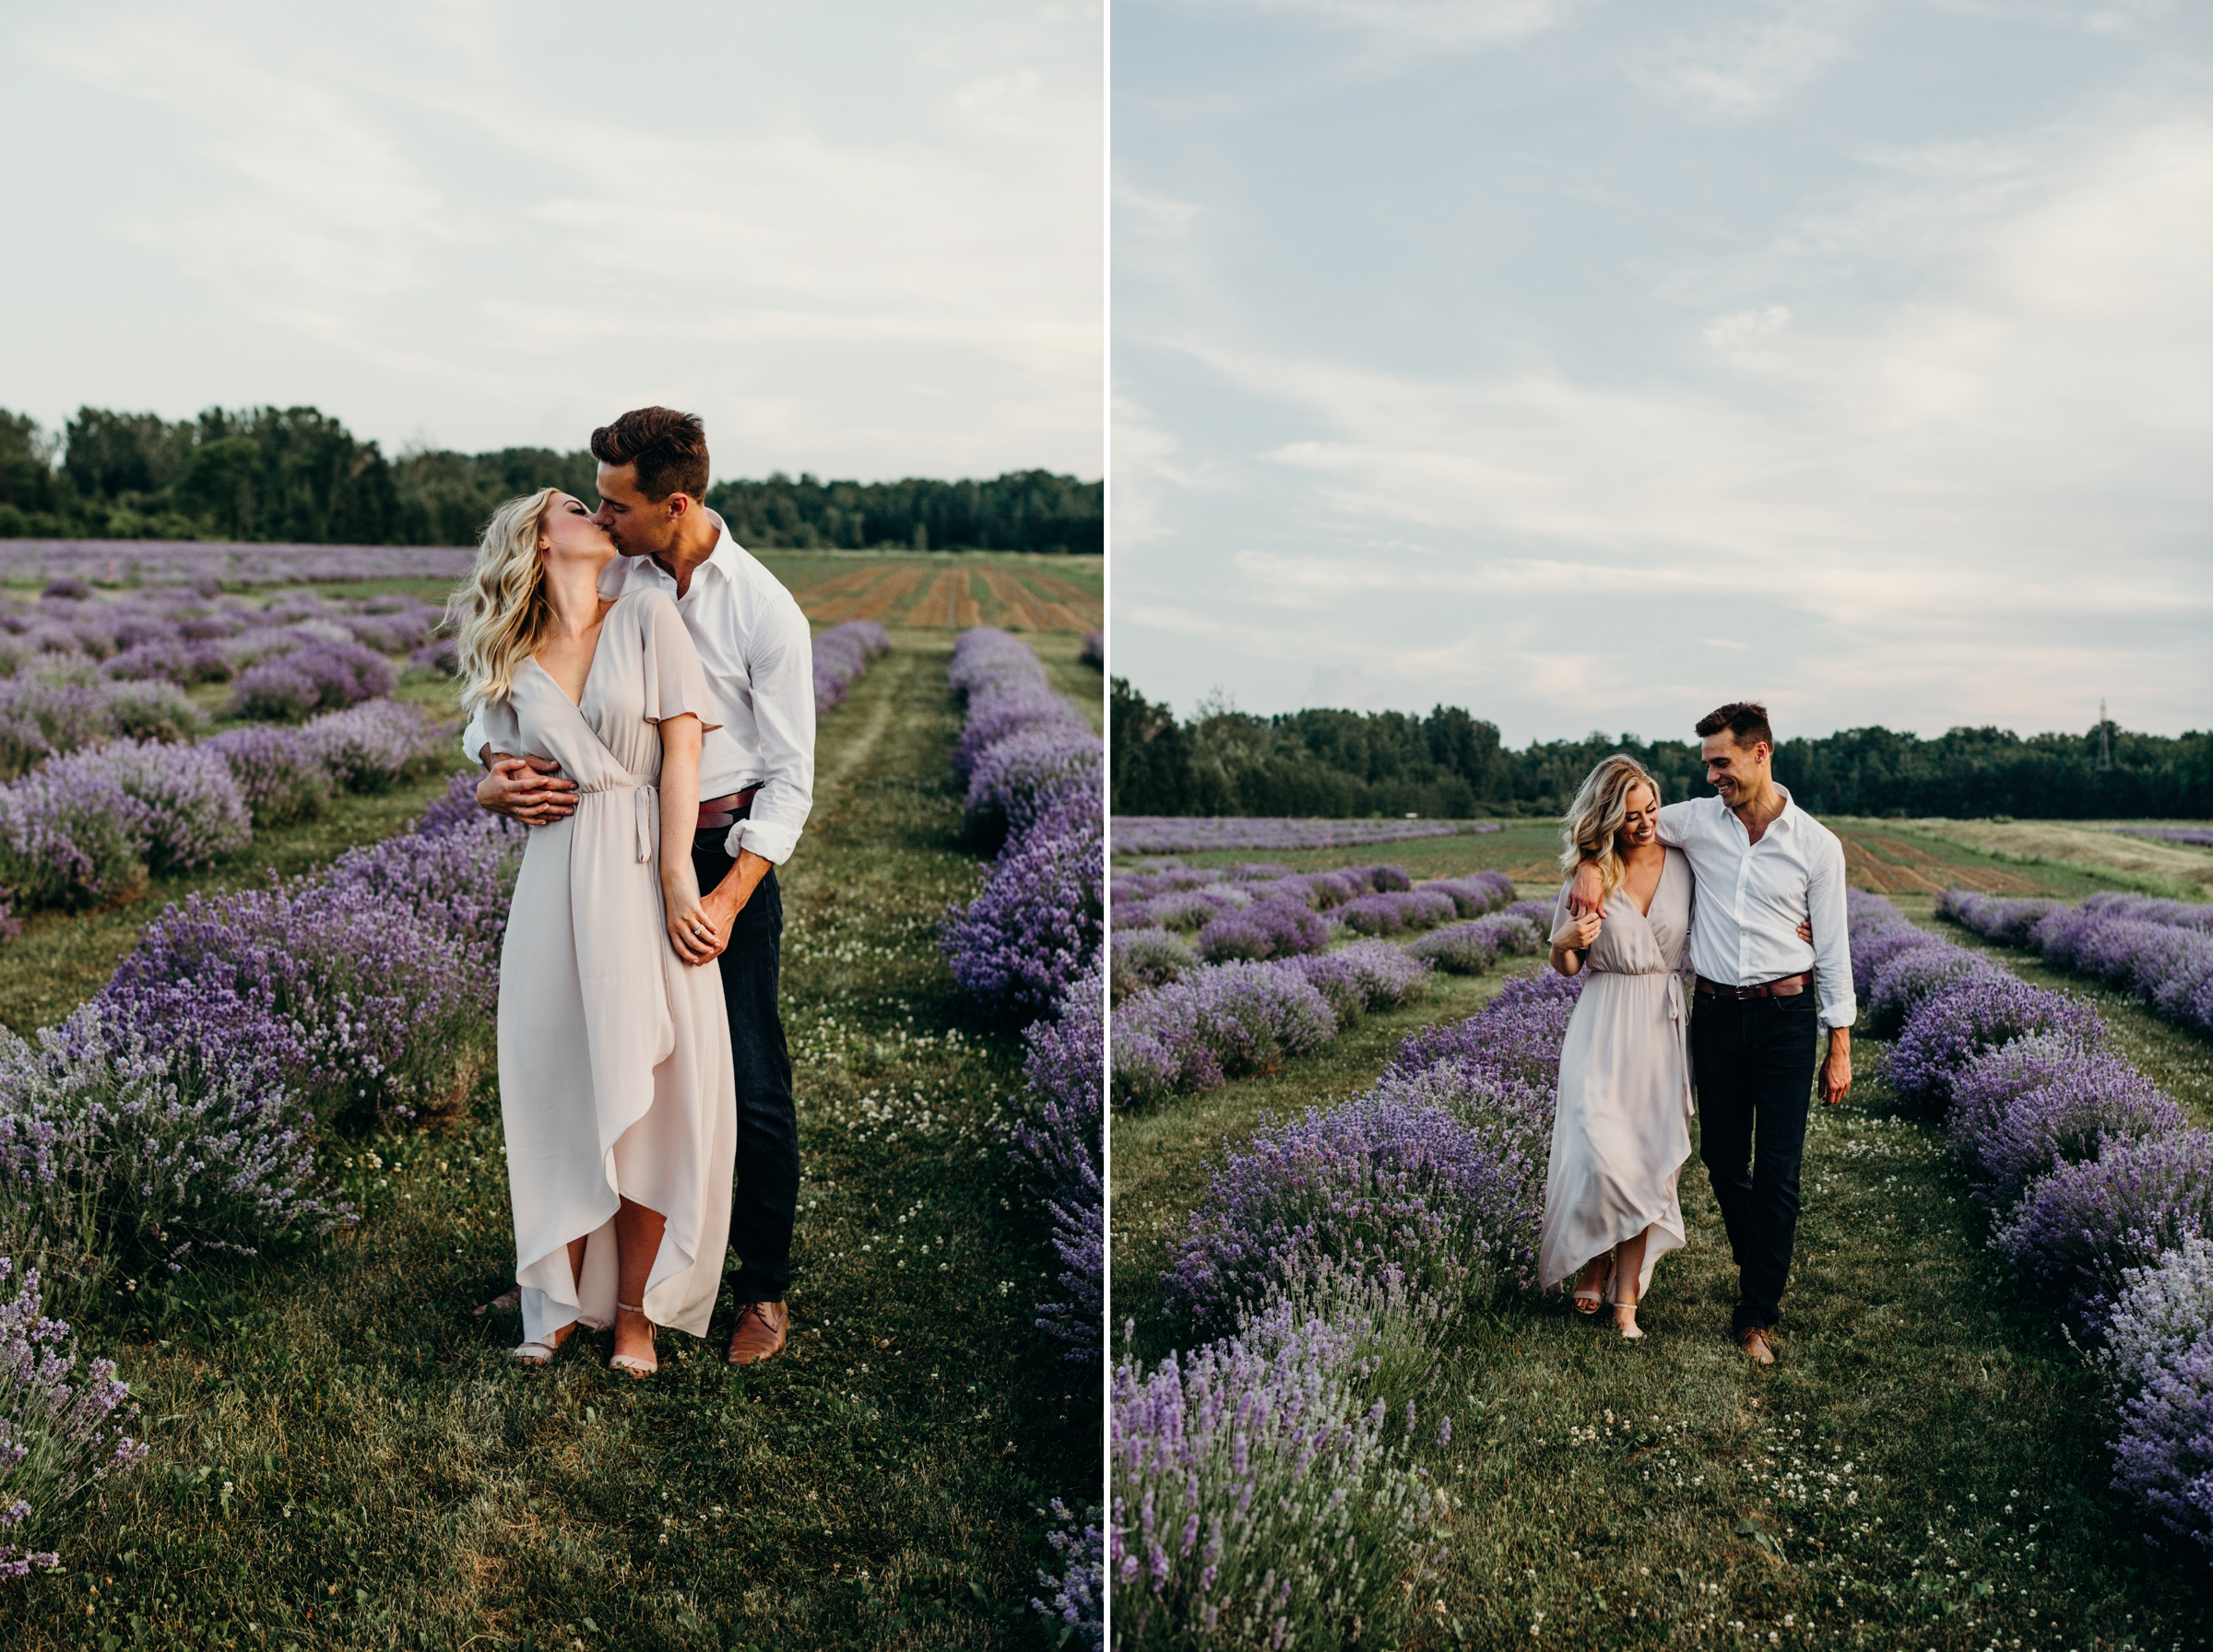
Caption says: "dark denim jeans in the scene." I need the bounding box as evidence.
[1692,988,1820,1333]
[692,832,798,1305]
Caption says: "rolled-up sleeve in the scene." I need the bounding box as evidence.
[1807,832,1857,1029]
[728,596,816,865]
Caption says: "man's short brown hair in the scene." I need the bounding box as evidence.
[1696,701,1774,751]
[590,407,710,502]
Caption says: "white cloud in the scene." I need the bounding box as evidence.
[1193,0,1565,46]
[1627,1,1852,116]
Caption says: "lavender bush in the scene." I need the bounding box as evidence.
[1192,898,1328,963]
[1166,1089,1540,1326]
[1110,1297,1445,1647]
[1385,970,1584,1094]
[1939,886,2213,1040]
[1283,940,1431,1024]
[1110,928,1195,1004]
[231,637,396,720]
[1864,941,2002,1038]
[1031,1499,1103,1650]
[941,789,1103,1025]
[811,620,891,715]
[205,724,332,828]
[1991,1131,2213,1332]
[1110,962,1337,1110]
[1947,1035,2183,1211]
[1888,973,2104,1115]
[0,540,473,586]
[1012,970,1104,1364]
[300,698,451,793]
[1408,912,1543,974]
[0,1259,148,1578]
[0,1005,347,1295]
[1077,631,1103,669]
[2109,826,2213,849]
[963,726,1101,850]
[102,812,519,1128]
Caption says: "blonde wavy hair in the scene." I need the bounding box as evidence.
[1558,754,1663,902]
[448,489,561,712]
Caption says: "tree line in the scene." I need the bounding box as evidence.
[1111,679,2213,821]
[0,404,1101,553]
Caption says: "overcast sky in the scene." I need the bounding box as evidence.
[1113,0,2213,743]
[3,0,1101,482]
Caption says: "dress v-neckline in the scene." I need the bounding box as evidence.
[1616,853,1668,920]
[529,610,612,713]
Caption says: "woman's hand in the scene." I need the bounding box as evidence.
[1797,917,1814,945]
[1552,910,1601,953]
[666,882,724,966]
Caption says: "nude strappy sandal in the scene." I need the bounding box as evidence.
[1573,1257,1615,1316]
[610,1301,657,1379]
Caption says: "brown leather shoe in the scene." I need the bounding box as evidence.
[727,1300,788,1366]
[1738,1327,1776,1366]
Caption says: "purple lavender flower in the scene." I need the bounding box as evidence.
[1164,1089,1539,1323]
[1425,870,1517,917]
[1110,1295,1444,1646]
[1888,973,2105,1115]
[1012,970,1104,1364]
[941,788,1103,1025]
[300,698,452,794]
[0,1257,147,1576]
[1992,1131,2213,1333]
[205,724,333,829]
[811,620,891,714]
[1283,940,1431,1023]
[963,726,1102,851]
[1408,912,1544,974]
[1947,1034,2183,1210]
[1864,940,2003,1038]
[1111,928,1196,1003]
[1109,962,1337,1109]
[1030,1497,1103,1649]
[231,638,396,720]
[1193,898,1329,964]
[1386,970,1585,1094]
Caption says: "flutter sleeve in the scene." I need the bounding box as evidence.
[473,694,524,760]
[633,590,723,733]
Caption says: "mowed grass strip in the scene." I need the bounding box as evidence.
[5,638,1095,1651]
[1112,874,2213,1648]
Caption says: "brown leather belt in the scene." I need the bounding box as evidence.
[696,787,758,831]
[1696,972,1812,1000]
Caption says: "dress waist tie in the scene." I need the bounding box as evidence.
[1665,970,1694,1120]
[575,774,659,863]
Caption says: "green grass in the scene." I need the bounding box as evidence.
[4,635,1098,1649]
[1113,874,2213,1647]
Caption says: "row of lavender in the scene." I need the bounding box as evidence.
[1847,891,2213,1562]
[0,622,899,1577]
[2111,826,2213,849]
[0,541,473,588]
[932,629,1105,1644]
[1113,950,1587,1644]
[1108,863,1551,1109]
[1938,888,2213,1039]
[0,793,523,1574]
[1110,816,1500,854]
[0,699,450,928]
[2,582,458,764]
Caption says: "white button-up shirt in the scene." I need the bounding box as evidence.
[462,516,816,865]
[1656,789,1855,1030]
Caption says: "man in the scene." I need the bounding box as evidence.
[469,407,814,1367]
[1568,702,1852,1366]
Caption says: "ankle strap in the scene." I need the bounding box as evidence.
[618,1300,645,1314]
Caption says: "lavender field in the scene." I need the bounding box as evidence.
[0,587,1102,1644]
[1111,814,1495,854]
[1111,843,2213,1646]
[0,538,474,587]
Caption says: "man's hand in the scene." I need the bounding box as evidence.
[698,848,774,953]
[1566,859,1605,917]
[478,754,577,826]
[1820,1027,1852,1106]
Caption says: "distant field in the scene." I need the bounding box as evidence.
[1119,813,2213,905]
[757,549,1102,632]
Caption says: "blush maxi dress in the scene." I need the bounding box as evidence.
[477,589,740,1347]
[1536,849,1697,1301]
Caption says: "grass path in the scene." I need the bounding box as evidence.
[1113,947,2213,1648]
[5,637,1096,1650]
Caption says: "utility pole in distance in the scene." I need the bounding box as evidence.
[2097,698,2113,773]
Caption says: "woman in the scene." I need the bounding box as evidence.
[1538,756,1693,1340]
[453,489,738,1377]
